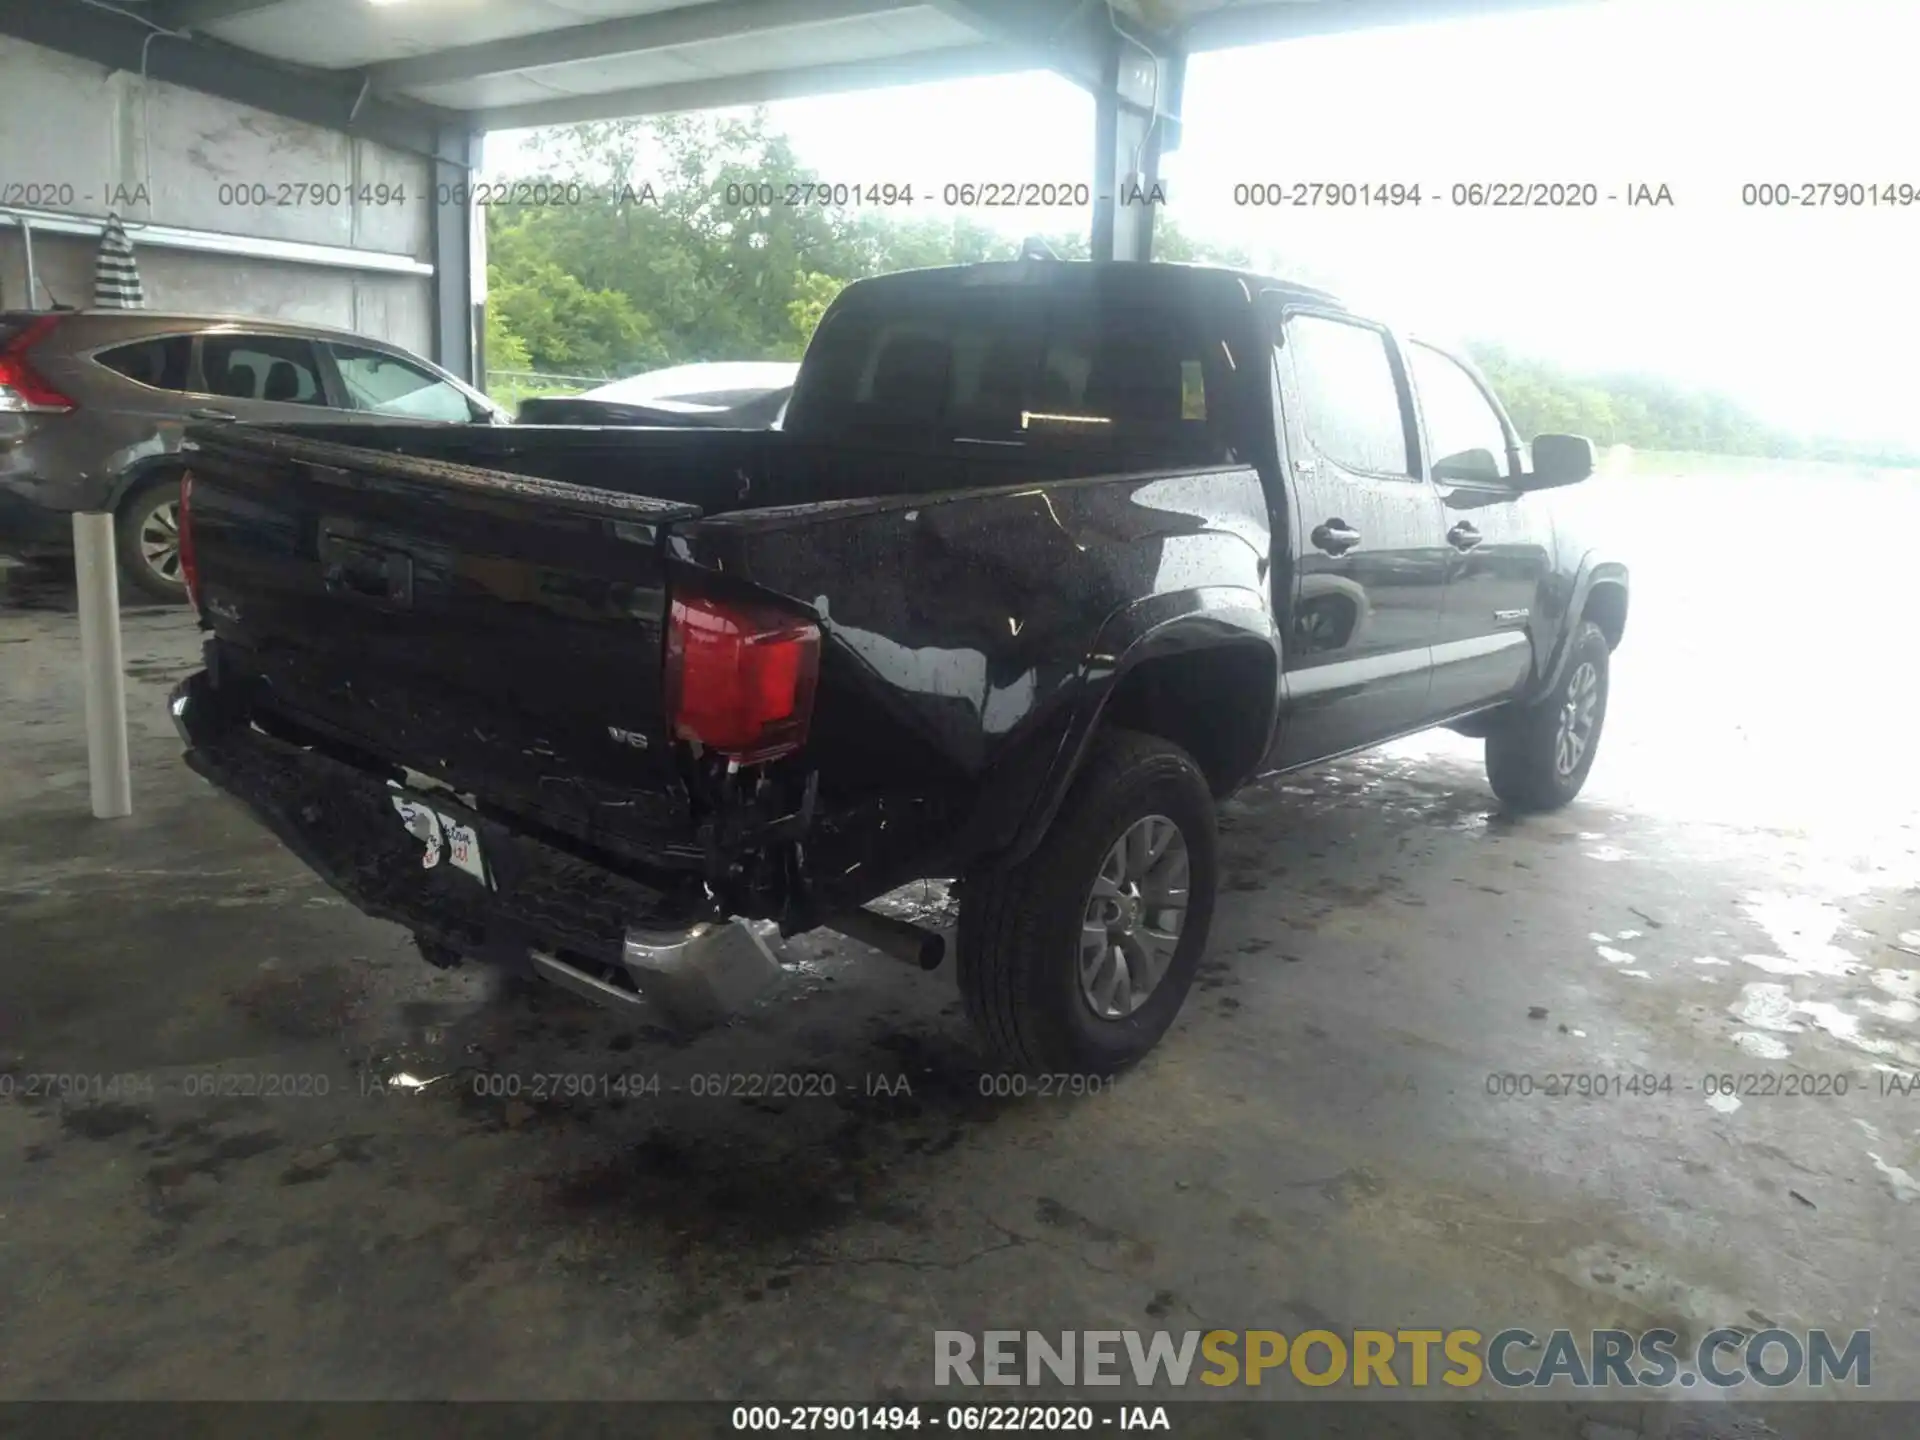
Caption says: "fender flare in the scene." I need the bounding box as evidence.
[105,453,191,516]
[1522,554,1628,707]
[996,585,1280,867]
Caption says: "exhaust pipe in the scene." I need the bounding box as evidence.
[827,907,945,970]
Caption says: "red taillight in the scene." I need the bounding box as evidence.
[0,315,75,413]
[665,592,820,762]
[177,471,201,610]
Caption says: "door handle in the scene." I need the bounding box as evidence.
[189,407,237,422]
[1310,519,1362,555]
[1447,522,1483,551]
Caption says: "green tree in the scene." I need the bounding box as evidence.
[488,256,657,375]
[786,271,847,354]
[476,113,1916,467]
[483,304,530,373]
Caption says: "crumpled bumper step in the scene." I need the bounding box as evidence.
[180,707,698,970]
[173,673,786,1029]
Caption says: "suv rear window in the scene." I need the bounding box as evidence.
[791,278,1232,464]
[96,336,194,392]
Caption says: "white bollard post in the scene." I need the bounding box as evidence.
[72,511,132,819]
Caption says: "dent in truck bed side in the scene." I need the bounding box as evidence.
[670,463,1276,896]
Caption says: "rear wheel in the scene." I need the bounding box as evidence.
[956,729,1217,1075]
[413,934,466,971]
[115,476,188,603]
[1485,620,1611,812]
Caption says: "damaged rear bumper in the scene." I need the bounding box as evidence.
[169,670,782,1027]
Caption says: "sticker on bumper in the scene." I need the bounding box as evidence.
[390,789,490,887]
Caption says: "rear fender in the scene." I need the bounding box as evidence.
[996,587,1279,866]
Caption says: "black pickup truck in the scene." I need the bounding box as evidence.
[170,260,1627,1075]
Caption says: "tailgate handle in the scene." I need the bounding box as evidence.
[319,531,414,610]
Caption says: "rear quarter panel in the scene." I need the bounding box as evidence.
[673,463,1277,865]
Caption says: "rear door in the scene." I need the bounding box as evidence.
[1406,340,1554,713]
[1269,306,1450,767]
[192,333,338,424]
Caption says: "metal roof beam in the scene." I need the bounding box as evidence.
[367,0,918,92]
[1183,0,1597,51]
[924,0,1135,89]
[6,1,473,160]
[153,0,295,31]
[474,42,1013,130]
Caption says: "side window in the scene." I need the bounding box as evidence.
[1409,341,1512,482]
[1281,313,1413,477]
[95,336,193,391]
[201,335,327,406]
[330,344,477,422]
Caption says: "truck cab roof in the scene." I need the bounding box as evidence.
[832,259,1349,315]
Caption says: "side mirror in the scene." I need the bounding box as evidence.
[1522,433,1595,490]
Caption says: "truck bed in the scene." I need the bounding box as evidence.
[174,417,1273,953]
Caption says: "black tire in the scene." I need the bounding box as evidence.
[956,729,1218,1076]
[414,934,466,971]
[1485,619,1611,812]
[114,475,189,604]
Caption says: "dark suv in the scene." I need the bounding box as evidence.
[0,312,507,600]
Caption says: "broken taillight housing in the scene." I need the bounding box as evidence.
[665,591,820,763]
[177,470,200,611]
[0,315,75,413]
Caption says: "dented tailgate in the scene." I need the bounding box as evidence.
[182,423,707,861]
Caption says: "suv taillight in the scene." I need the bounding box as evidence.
[0,315,75,413]
[665,592,820,763]
[178,471,200,610]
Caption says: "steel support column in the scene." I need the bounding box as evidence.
[72,513,132,820]
[1090,27,1184,263]
[429,128,483,385]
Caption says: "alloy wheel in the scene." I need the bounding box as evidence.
[1078,814,1190,1019]
[1554,660,1601,777]
[139,499,183,585]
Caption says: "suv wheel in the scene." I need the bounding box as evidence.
[115,477,189,603]
[1485,620,1611,812]
[956,729,1217,1076]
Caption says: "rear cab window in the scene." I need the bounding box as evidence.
[789,270,1238,467]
